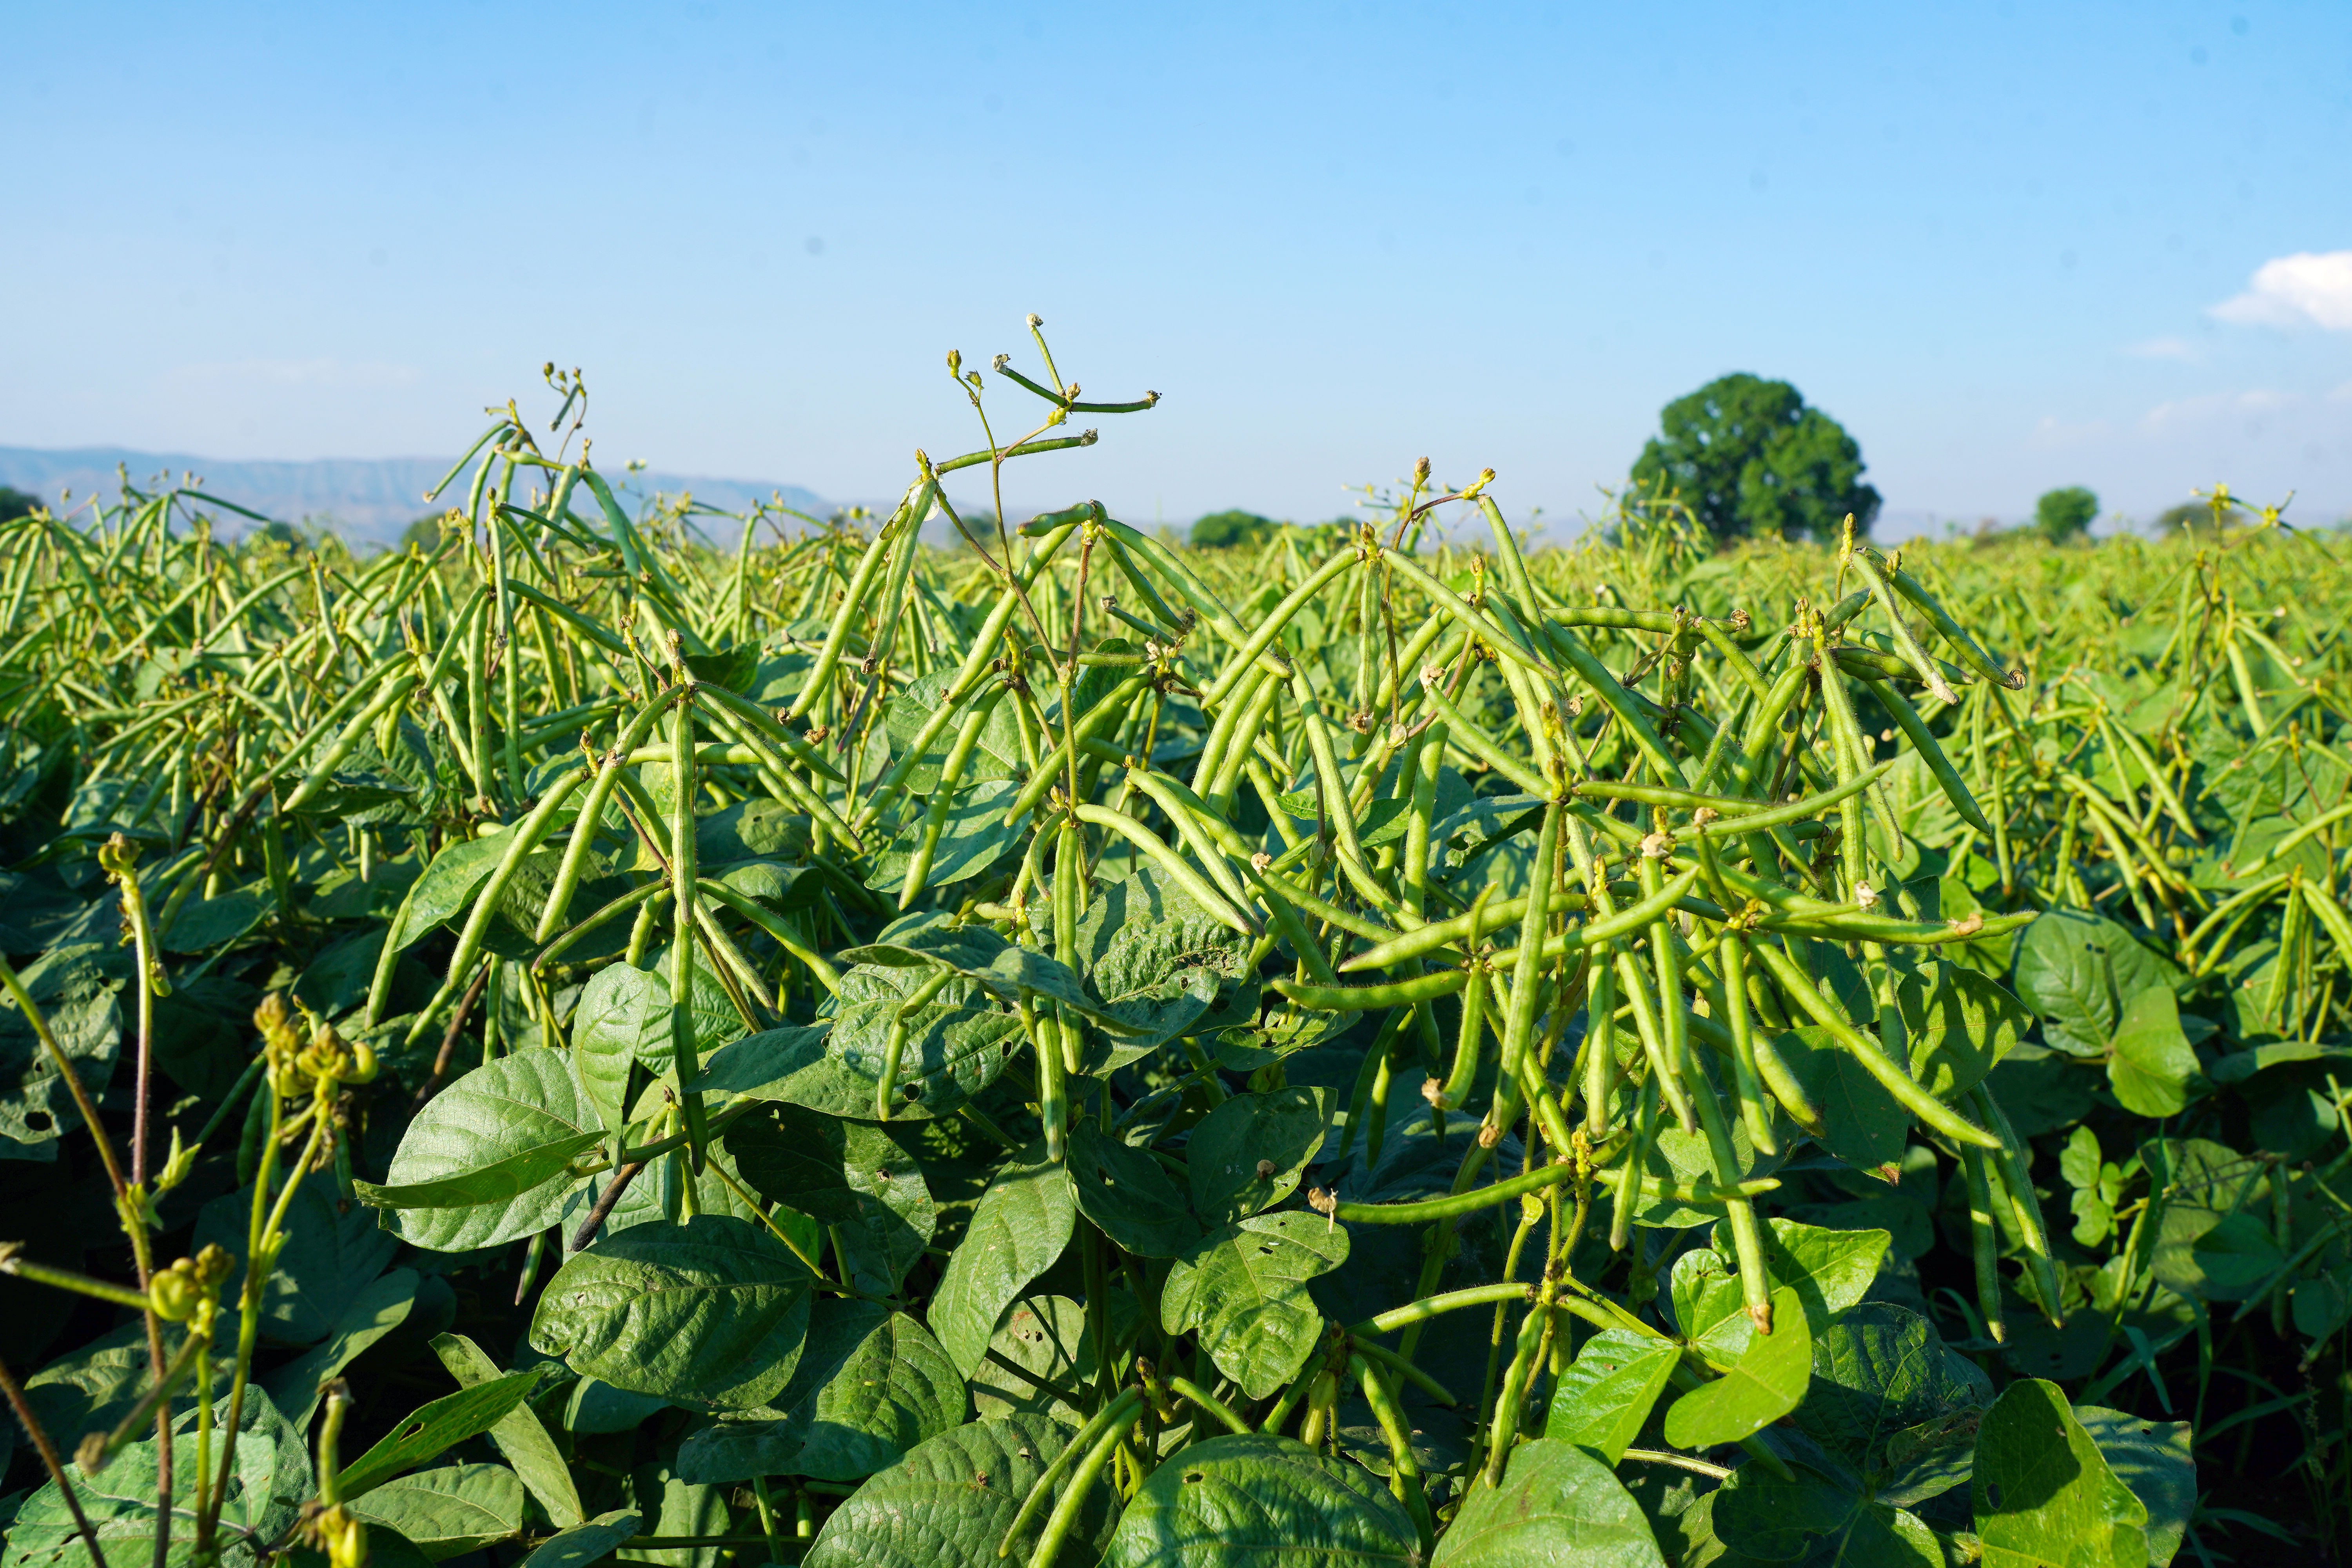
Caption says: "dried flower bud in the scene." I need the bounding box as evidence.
[1640,831,1673,859]
[1027,313,1044,328]
[1855,882,1879,909]
[1477,1122,1502,1149]
[1250,851,1273,874]
[1256,1158,1277,1180]
[1949,912,1983,937]
[1691,807,1719,826]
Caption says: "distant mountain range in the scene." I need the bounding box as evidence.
[0,445,830,546]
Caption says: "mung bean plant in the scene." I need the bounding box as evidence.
[2,328,2348,1568]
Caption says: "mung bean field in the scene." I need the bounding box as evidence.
[3,340,2349,1568]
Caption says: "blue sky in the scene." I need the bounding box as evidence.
[5,1,2349,538]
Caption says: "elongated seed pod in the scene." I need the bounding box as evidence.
[1858,674,1993,835]
[1958,1142,2007,1344]
[1583,942,1619,1134]
[997,1387,1144,1559]
[788,497,908,721]
[1749,938,1999,1149]
[874,964,956,1122]
[1969,1083,2063,1322]
[401,769,589,1044]
[1609,1075,1660,1251]
[536,695,681,942]
[1717,933,1777,1155]
[1436,888,1498,1109]
[1499,804,1564,1082]
[1846,546,1958,704]
[899,683,1010,908]
[670,689,709,1168]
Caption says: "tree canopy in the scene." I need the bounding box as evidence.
[1630,373,1880,543]
[1191,509,1279,548]
[0,485,40,523]
[2034,486,2099,543]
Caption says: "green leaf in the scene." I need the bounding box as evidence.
[677,1301,964,1484]
[1185,1086,1331,1227]
[0,944,123,1158]
[692,971,1023,1122]
[871,778,1024,893]
[2109,985,2199,1117]
[1430,1439,1675,1561]
[2014,911,2181,1059]
[530,1213,815,1409]
[193,1178,399,1345]
[1067,1121,1201,1258]
[1711,1465,1942,1567]
[1102,1432,1420,1567]
[804,1414,1120,1568]
[358,1048,601,1248]
[2075,1406,2194,1568]
[1072,869,1255,1067]
[386,836,509,953]
[968,1295,1092,1421]
[572,962,670,1135]
[3,1390,311,1568]
[1973,1379,2149,1568]
[1760,1218,1893,1335]
[787,1307,967,1481]
[838,924,1150,1036]
[519,1510,643,1568]
[929,1141,1077,1377]
[725,1103,935,1294]
[431,1334,584,1527]
[1541,1330,1681,1466]
[336,1370,543,1499]
[1769,1025,1908,1171]
[1790,1305,1993,1499]
[22,1322,189,1457]
[1661,1284,1809,1448]
[346,1464,525,1561]
[1162,1211,1350,1401]
[1899,960,2031,1099]
[263,1268,419,1429]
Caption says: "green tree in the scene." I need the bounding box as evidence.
[2033,486,2099,544]
[1191,509,1278,548]
[1630,373,1881,543]
[0,485,40,522]
[401,512,453,553]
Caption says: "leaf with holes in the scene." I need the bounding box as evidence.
[1162,1211,1350,1401]
[1433,1439,1666,1567]
[1067,1120,1201,1258]
[529,1213,814,1409]
[1103,1433,1420,1567]
[803,1414,1118,1568]
[927,1142,1076,1377]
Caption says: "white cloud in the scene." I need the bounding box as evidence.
[2028,413,2111,449]
[163,358,423,390]
[2211,250,2352,330]
[2126,336,2200,361]
[2142,388,2296,430]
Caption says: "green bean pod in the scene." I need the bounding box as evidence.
[997,1386,1144,1560]
[1072,803,1258,936]
[1749,938,1999,1149]
[898,682,1010,908]
[874,965,957,1122]
[1351,1354,1436,1552]
[1582,942,1619,1134]
[535,695,681,942]
[1887,561,2020,689]
[1857,675,1993,835]
[670,689,709,1169]
[1846,546,1958,704]
[1608,1075,1660,1252]
[401,769,589,1044]
[1958,1142,2007,1344]
[1434,888,1498,1110]
[1969,1083,2064,1323]
[787,497,910,721]
[1481,1290,1554,1486]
